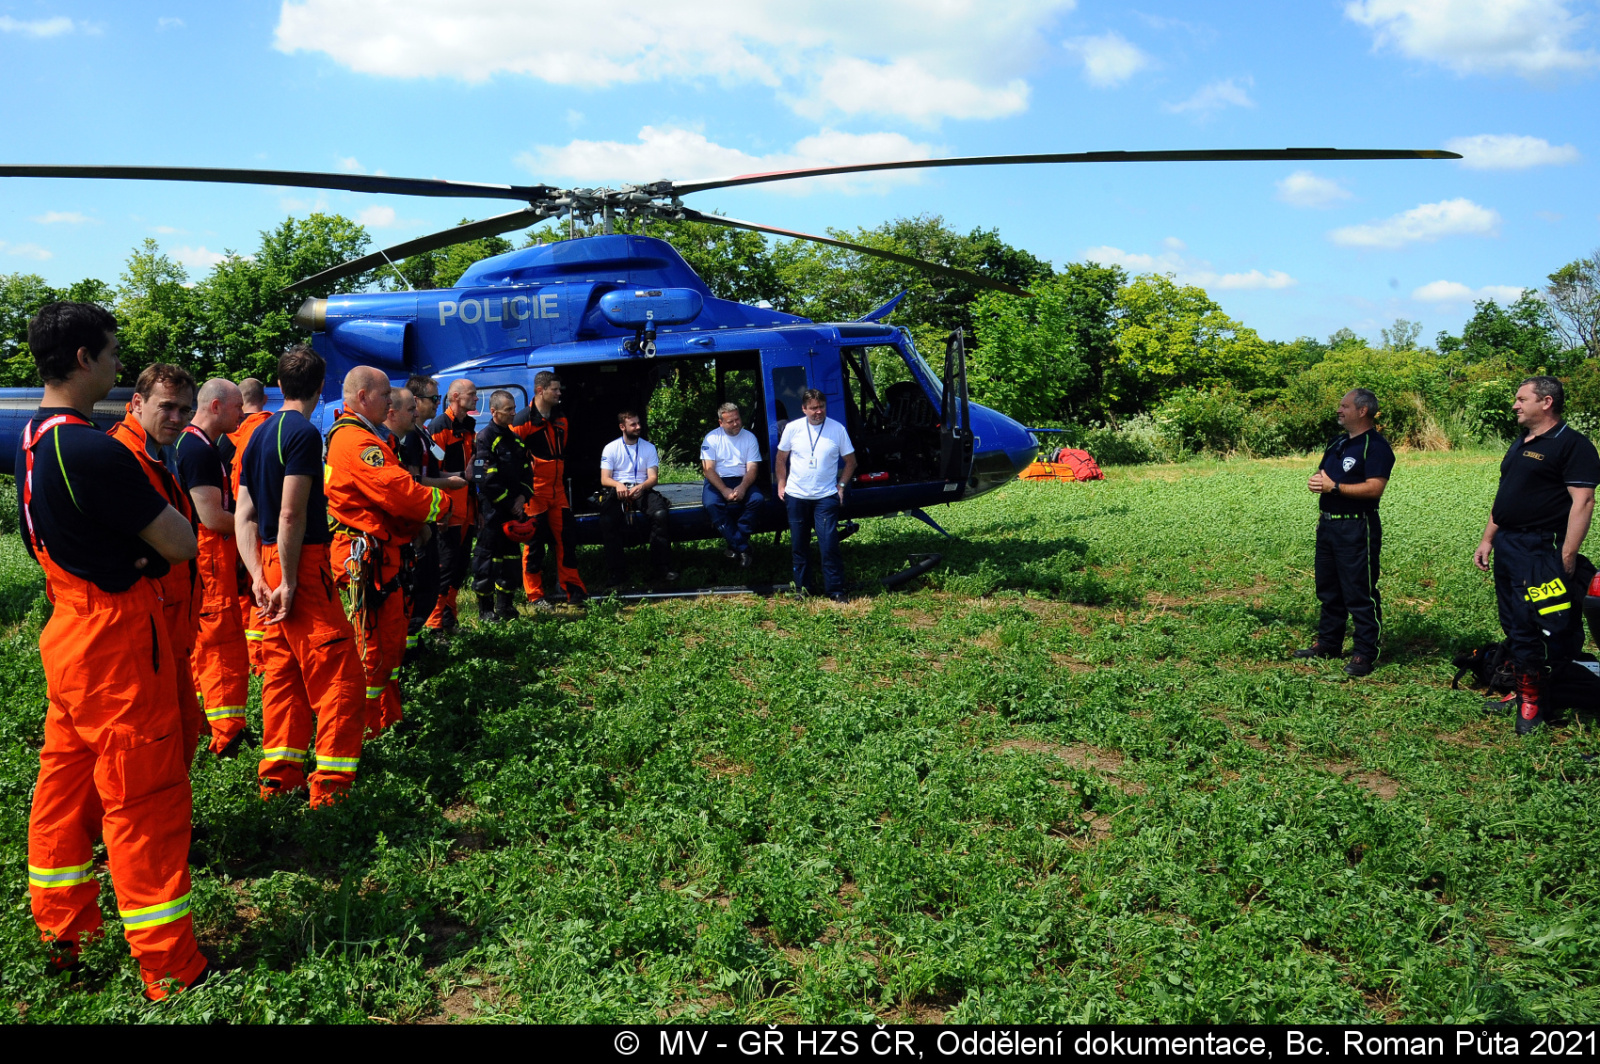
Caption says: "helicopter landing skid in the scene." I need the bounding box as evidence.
[604,582,786,602]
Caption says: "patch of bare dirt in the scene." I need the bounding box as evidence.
[1325,761,1401,800]
[994,739,1146,794]
[661,993,734,1019]
[698,755,754,779]
[895,609,939,628]
[421,975,503,1024]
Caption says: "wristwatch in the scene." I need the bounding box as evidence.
[1330,482,1340,495]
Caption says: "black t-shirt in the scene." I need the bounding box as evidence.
[239,409,331,546]
[173,424,231,512]
[1318,430,1395,514]
[14,407,172,592]
[1492,422,1600,533]
[398,426,441,478]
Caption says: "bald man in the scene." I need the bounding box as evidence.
[327,368,457,734]
[425,378,478,631]
[174,378,253,756]
[224,377,271,673]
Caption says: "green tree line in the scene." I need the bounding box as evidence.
[3,213,1597,462]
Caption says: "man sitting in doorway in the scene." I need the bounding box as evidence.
[598,410,675,587]
[700,402,764,570]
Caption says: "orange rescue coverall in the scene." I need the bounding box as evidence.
[176,424,251,754]
[325,415,452,736]
[109,414,205,763]
[229,409,271,673]
[513,404,587,602]
[22,411,207,999]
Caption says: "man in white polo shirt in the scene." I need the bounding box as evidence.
[776,388,857,602]
[599,410,675,586]
[700,402,765,570]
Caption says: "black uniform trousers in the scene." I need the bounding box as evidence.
[437,522,474,594]
[598,487,672,579]
[471,510,522,601]
[1314,511,1383,659]
[1493,528,1583,676]
[406,530,441,636]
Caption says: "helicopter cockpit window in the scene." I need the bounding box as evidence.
[841,345,943,485]
[474,385,527,416]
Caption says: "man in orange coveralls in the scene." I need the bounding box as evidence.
[225,378,271,674]
[18,301,207,999]
[235,345,366,806]
[174,378,251,757]
[513,370,587,607]
[326,367,462,735]
[108,363,206,764]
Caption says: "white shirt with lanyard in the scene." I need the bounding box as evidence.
[778,417,854,500]
[600,436,660,487]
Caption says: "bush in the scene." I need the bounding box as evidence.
[1271,348,1450,451]
[1082,414,1164,465]
[1154,388,1249,456]
[0,477,15,536]
[1461,378,1518,441]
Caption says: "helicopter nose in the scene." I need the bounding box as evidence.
[294,297,327,332]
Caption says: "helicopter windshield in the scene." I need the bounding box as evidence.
[897,330,943,402]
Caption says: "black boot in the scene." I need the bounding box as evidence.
[1292,640,1342,659]
[494,592,518,622]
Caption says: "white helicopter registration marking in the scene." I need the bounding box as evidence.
[437,293,558,326]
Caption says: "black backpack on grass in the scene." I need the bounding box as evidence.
[1451,642,1517,693]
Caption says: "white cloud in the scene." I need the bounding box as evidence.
[171,246,229,271]
[1345,0,1599,78]
[273,0,1073,124]
[1064,32,1152,88]
[1164,76,1255,116]
[1081,237,1296,290]
[151,225,182,234]
[0,241,53,260]
[1412,279,1527,302]
[1276,171,1354,209]
[1444,133,1581,169]
[158,17,185,30]
[1329,197,1501,248]
[519,126,937,193]
[0,16,74,37]
[337,156,364,173]
[32,211,92,225]
[793,56,1028,124]
[355,205,409,228]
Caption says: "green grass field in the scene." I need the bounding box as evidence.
[2,451,1597,1024]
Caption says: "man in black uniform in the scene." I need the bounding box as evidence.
[1474,376,1600,733]
[470,390,531,622]
[1294,388,1394,677]
[397,374,444,645]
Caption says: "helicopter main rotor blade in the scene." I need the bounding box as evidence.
[0,164,551,201]
[283,207,544,293]
[681,210,1032,297]
[671,147,1460,196]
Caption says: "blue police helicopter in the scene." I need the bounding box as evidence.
[0,148,1457,552]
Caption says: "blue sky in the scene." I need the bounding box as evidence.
[0,0,1595,345]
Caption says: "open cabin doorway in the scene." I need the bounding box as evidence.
[552,350,766,514]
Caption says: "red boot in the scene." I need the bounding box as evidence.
[1516,671,1547,735]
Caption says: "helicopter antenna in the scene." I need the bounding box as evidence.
[378,248,412,292]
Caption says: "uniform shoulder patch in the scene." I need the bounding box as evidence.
[359,445,385,468]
